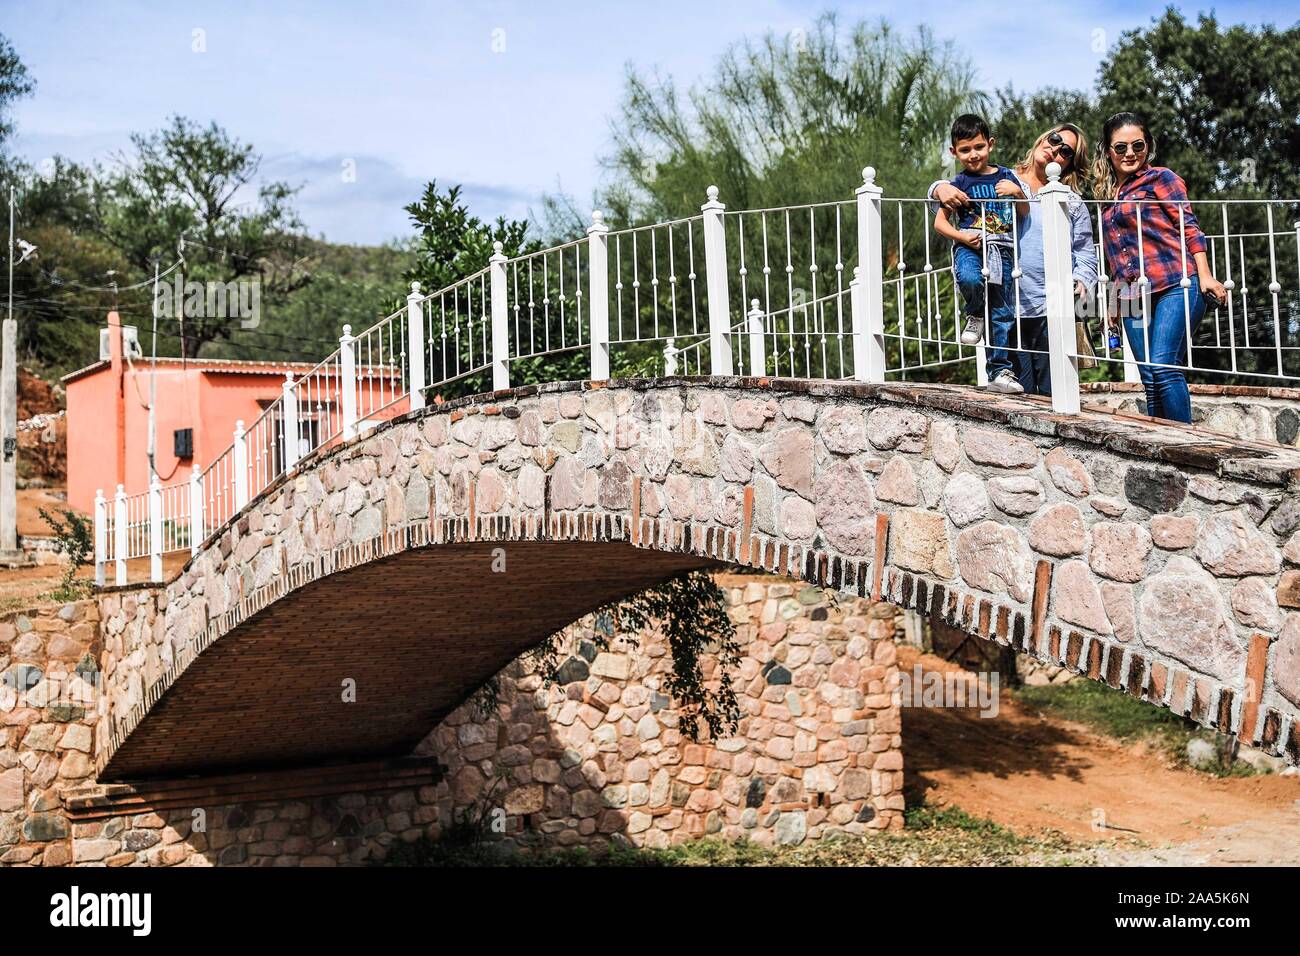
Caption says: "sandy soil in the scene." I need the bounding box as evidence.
[900,646,1300,863]
[17,486,80,537]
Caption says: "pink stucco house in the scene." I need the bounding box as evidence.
[63,312,366,515]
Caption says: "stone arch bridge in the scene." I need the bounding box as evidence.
[94,377,1300,781]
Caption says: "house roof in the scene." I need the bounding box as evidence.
[61,357,328,385]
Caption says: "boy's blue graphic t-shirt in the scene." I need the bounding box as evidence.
[951,166,1017,239]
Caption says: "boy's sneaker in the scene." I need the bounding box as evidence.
[960,314,983,346]
[987,369,1024,394]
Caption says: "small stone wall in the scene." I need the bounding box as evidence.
[0,602,101,866]
[61,763,441,867]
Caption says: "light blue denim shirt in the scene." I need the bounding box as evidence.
[930,175,1098,318]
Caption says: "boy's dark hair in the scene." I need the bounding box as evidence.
[950,114,992,145]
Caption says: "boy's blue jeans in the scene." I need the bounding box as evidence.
[954,243,1016,380]
[1121,277,1206,424]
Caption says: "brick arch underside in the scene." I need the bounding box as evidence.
[101,536,716,780]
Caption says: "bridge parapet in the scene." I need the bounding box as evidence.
[91,377,1300,778]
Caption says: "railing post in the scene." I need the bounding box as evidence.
[406,282,426,410]
[663,338,678,376]
[489,241,510,390]
[588,211,610,380]
[340,324,358,439]
[701,185,733,376]
[746,299,766,377]
[1041,162,1081,414]
[233,420,249,510]
[93,488,106,587]
[113,484,127,587]
[188,467,203,556]
[148,475,162,583]
[1121,330,1141,383]
[282,372,300,472]
[853,168,887,383]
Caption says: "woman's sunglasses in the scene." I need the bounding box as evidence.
[1046,130,1076,162]
[1110,139,1147,156]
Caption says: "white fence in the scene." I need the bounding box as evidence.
[95,163,1300,585]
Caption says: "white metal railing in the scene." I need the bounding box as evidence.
[93,163,1300,585]
[1077,199,1300,390]
[420,266,493,396]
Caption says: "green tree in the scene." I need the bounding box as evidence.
[1096,9,1300,200]
[0,31,34,156]
[223,237,416,362]
[567,14,987,382]
[405,180,536,293]
[96,115,309,357]
[404,181,591,396]
[599,13,984,224]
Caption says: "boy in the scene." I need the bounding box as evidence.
[933,114,1029,394]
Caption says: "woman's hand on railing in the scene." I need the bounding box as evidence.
[932,182,970,213]
[1198,269,1227,307]
[995,179,1026,200]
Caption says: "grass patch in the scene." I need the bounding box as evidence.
[378,802,1082,867]
[904,802,1011,834]
[1012,680,1256,776]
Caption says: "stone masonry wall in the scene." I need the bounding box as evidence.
[95,587,164,775]
[0,602,101,865]
[419,572,903,849]
[62,779,436,867]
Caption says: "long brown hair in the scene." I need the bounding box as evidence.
[1091,111,1157,200]
[1015,124,1089,194]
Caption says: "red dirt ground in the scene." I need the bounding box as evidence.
[901,645,1300,861]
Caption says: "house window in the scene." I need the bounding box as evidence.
[174,428,194,459]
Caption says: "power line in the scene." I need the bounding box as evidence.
[7,291,353,350]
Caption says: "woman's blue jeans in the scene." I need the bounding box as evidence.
[1011,314,1051,396]
[1121,277,1206,424]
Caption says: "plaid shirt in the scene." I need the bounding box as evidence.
[1101,166,1206,298]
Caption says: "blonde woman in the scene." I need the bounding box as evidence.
[931,124,1098,395]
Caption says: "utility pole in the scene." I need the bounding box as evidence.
[147,257,159,481]
[2,185,20,561]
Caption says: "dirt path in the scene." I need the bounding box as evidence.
[899,647,1300,862]
[1091,809,1300,866]
[17,486,79,537]
[0,553,187,611]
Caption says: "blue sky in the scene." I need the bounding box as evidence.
[4,0,1288,245]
